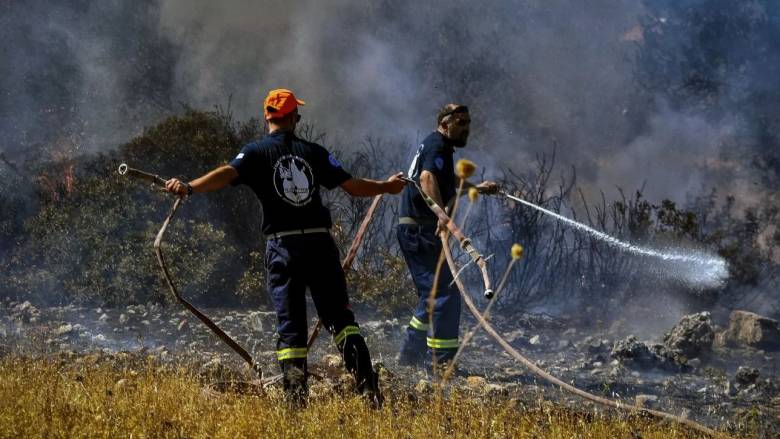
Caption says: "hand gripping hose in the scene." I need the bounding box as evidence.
[119,164,262,377]
[399,176,494,298]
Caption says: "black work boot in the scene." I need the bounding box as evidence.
[357,368,384,409]
[280,359,308,408]
[339,333,384,409]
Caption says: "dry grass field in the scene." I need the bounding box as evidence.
[0,354,719,439]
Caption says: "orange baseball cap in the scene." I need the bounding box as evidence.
[263,88,305,120]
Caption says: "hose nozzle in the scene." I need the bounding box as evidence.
[117,163,167,187]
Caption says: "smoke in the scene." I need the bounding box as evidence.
[2,0,779,322]
[3,0,777,206]
[0,0,175,159]
[154,0,647,181]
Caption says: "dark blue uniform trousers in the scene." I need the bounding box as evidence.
[397,223,461,363]
[266,233,374,395]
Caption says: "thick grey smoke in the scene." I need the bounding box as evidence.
[155,0,646,184]
[1,0,776,204]
[0,0,174,159]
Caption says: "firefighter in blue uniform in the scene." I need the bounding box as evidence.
[165,89,405,405]
[397,104,498,367]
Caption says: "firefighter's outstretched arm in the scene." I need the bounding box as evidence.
[165,165,238,196]
[340,172,406,197]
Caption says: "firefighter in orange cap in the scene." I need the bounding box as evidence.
[165,89,405,406]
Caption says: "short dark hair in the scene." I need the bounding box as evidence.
[437,104,469,125]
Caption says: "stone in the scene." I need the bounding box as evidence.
[466,376,487,390]
[55,323,74,336]
[504,329,524,343]
[177,320,188,331]
[662,312,714,359]
[98,313,109,323]
[415,379,433,394]
[119,314,129,324]
[200,357,228,378]
[608,366,624,378]
[581,336,607,355]
[723,380,736,396]
[322,354,343,368]
[529,335,541,345]
[635,394,658,408]
[485,383,508,396]
[361,320,384,331]
[724,310,780,350]
[735,366,760,386]
[246,311,273,333]
[611,335,660,369]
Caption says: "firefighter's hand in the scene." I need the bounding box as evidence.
[165,178,191,196]
[384,172,406,194]
[436,218,449,236]
[476,180,499,194]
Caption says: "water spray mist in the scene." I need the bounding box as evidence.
[501,192,728,287]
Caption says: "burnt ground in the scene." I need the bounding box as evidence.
[1,298,778,436]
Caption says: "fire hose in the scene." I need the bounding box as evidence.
[399,176,494,299]
[119,163,384,380]
[395,177,722,437]
[441,239,720,437]
[119,164,262,376]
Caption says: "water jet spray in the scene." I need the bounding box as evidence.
[500,191,729,287]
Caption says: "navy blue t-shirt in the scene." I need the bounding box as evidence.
[399,131,456,220]
[229,130,352,234]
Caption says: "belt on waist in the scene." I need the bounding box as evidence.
[265,227,330,239]
[398,216,437,225]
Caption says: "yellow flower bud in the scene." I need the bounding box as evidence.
[511,243,524,260]
[468,186,479,202]
[455,159,476,179]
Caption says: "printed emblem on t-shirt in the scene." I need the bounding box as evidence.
[235,153,244,160]
[434,157,444,170]
[273,155,315,206]
[407,143,424,178]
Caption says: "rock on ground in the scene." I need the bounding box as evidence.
[662,312,714,360]
[735,367,760,386]
[635,394,659,409]
[720,311,780,351]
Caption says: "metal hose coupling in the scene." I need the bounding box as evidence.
[117,163,167,186]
